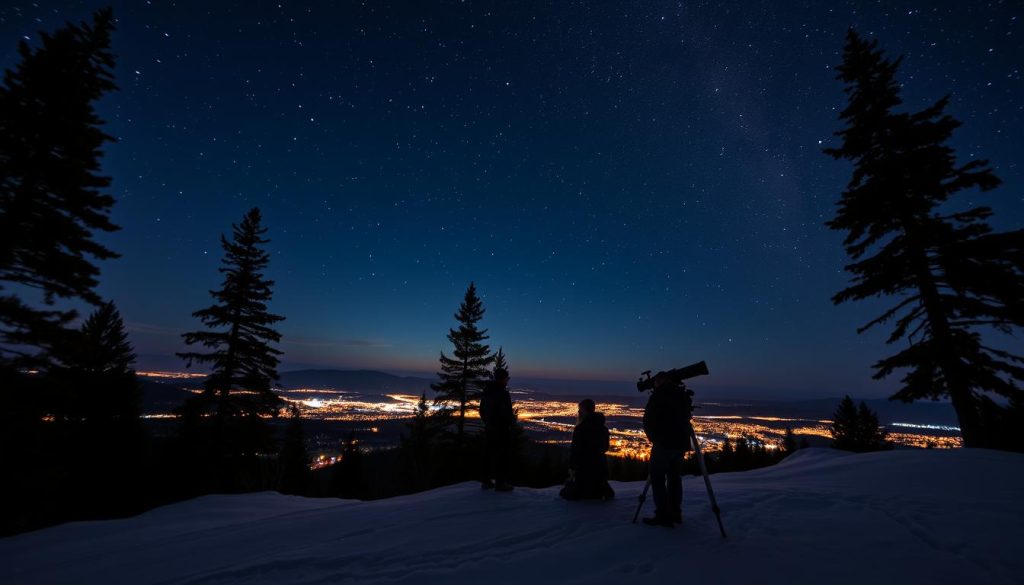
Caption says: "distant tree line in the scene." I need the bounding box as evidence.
[829,396,891,453]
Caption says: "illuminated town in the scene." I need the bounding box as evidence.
[137,371,209,380]
[137,372,964,460]
[268,388,963,457]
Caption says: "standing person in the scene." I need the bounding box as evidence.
[479,368,514,491]
[641,372,693,526]
[560,398,615,500]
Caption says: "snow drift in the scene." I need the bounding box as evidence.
[2,448,1021,584]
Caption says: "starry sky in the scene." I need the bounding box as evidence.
[1,1,1021,398]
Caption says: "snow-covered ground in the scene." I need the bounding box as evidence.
[2,448,1022,584]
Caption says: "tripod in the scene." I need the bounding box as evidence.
[632,426,727,538]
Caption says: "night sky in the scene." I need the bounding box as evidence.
[1,1,1021,397]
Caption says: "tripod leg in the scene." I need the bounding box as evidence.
[690,428,727,538]
[632,474,652,524]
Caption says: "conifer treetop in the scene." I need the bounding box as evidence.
[432,282,495,439]
[68,301,135,375]
[493,346,509,376]
[435,283,492,384]
[178,207,284,415]
[826,29,1000,263]
[824,30,1024,447]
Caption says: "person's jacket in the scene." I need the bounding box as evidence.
[479,380,514,431]
[642,386,693,451]
[570,411,610,479]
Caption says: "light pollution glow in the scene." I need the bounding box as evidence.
[144,375,964,455]
[276,390,963,455]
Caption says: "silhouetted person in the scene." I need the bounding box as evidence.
[479,368,514,491]
[641,372,693,526]
[560,398,615,500]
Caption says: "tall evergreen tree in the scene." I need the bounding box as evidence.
[432,282,494,442]
[782,426,798,454]
[52,301,139,422]
[825,30,1024,447]
[0,8,119,366]
[493,346,509,375]
[717,437,734,469]
[856,401,888,451]
[830,395,888,453]
[402,392,440,490]
[49,300,144,521]
[332,432,364,499]
[406,392,440,448]
[277,407,311,495]
[415,391,431,421]
[830,396,860,451]
[178,208,285,421]
[734,437,752,470]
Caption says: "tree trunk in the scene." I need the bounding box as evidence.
[457,358,468,444]
[219,320,241,417]
[910,244,986,447]
[457,378,466,443]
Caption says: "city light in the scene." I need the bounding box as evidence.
[262,387,963,453]
[891,422,961,432]
[132,380,964,454]
[138,371,208,380]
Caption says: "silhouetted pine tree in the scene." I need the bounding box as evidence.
[432,282,494,442]
[0,8,119,367]
[402,392,438,489]
[49,300,144,521]
[830,395,888,452]
[825,30,1024,447]
[782,426,798,454]
[332,432,364,499]
[830,396,860,451]
[277,407,311,495]
[858,402,889,450]
[734,437,753,470]
[51,301,139,422]
[406,392,440,448]
[178,207,284,422]
[717,437,734,469]
[493,346,508,375]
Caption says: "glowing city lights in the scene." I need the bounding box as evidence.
[262,387,963,454]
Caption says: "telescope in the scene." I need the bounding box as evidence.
[636,360,709,392]
[631,358,724,537]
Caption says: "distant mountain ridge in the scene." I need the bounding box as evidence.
[277,369,434,394]
[277,369,637,397]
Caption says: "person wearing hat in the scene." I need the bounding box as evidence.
[641,371,693,526]
[479,367,515,491]
[560,398,615,500]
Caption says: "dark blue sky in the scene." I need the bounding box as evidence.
[2,1,1021,397]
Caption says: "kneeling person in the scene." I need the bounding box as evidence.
[560,399,615,501]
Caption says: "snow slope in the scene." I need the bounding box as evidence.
[2,448,1022,585]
